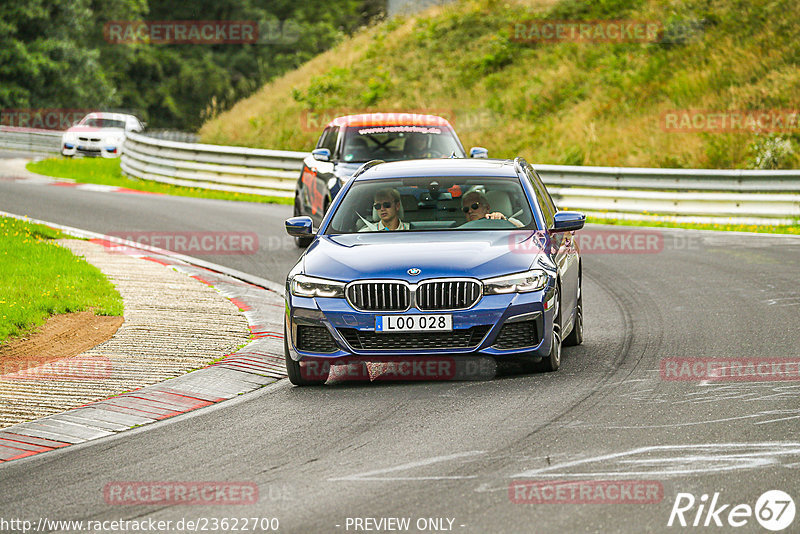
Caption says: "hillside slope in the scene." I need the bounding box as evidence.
[199,0,800,169]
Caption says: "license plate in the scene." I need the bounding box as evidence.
[375,314,452,332]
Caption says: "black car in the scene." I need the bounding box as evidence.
[292,112,488,246]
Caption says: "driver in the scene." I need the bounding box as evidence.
[364,188,409,231]
[462,191,523,227]
[403,133,430,159]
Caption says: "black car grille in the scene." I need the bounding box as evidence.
[416,280,481,311]
[492,320,540,350]
[346,282,409,312]
[346,279,482,312]
[295,325,338,353]
[338,325,490,351]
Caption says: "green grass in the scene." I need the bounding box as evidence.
[200,0,800,170]
[0,216,124,345]
[587,217,800,235]
[26,158,292,205]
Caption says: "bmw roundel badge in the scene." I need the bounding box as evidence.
[407,268,421,276]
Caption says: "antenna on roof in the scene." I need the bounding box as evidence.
[513,157,528,176]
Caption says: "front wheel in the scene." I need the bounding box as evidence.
[284,325,328,386]
[294,236,312,248]
[293,198,313,248]
[563,278,583,346]
[536,287,562,372]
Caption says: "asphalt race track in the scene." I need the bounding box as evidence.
[1,174,799,533]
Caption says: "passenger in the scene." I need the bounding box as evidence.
[461,191,523,227]
[365,188,409,231]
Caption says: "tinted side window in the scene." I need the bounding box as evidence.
[322,126,339,155]
[316,127,330,150]
[525,166,555,228]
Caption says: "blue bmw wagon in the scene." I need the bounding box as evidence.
[283,158,585,385]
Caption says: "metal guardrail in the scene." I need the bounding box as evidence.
[121,131,306,198]
[144,130,200,143]
[121,132,799,225]
[0,127,62,155]
[536,164,800,225]
[0,128,779,224]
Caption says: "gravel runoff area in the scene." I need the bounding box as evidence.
[0,229,286,463]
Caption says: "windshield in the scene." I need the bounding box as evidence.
[327,176,537,233]
[341,125,465,163]
[81,118,126,129]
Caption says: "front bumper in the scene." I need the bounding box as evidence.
[62,141,121,158]
[285,287,555,362]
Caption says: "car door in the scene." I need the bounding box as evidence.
[298,126,338,223]
[527,166,579,330]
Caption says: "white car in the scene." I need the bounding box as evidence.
[61,112,144,158]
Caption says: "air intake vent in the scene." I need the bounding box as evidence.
[339,325,490,351]
[296,325,338,353]
[492,320,540,350]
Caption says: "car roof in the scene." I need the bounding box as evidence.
[327,113,453,128]
[354,158,520,180]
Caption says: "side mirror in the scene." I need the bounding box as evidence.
[550,211,585,233]
[312,148,331,162]
[470,147,489,158]
[285,216,315,238]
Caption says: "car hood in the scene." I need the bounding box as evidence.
[303,231,548,282]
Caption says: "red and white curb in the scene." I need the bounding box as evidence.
[0,212,286,465]
[1,174,160,195]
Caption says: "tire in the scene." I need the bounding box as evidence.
[293,199,313,248]
[284,324,328,386]
[295,236,312,248]
[563,277,583,347]
[536,286,562,372]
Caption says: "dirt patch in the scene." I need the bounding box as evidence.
[0,311,123,373]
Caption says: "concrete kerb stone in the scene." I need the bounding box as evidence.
[0,211,286,465]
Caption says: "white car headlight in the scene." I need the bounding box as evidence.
[483,269,549,295]
[290,274,345,298]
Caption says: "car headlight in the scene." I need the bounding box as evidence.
[483,269,549,295]
[290,274,345,298]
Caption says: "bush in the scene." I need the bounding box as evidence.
[747,136,796,169]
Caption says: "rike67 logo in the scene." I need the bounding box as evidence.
[668,490,795,531]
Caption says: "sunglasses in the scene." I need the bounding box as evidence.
[373,201,394,210]
[462,202,483,213]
